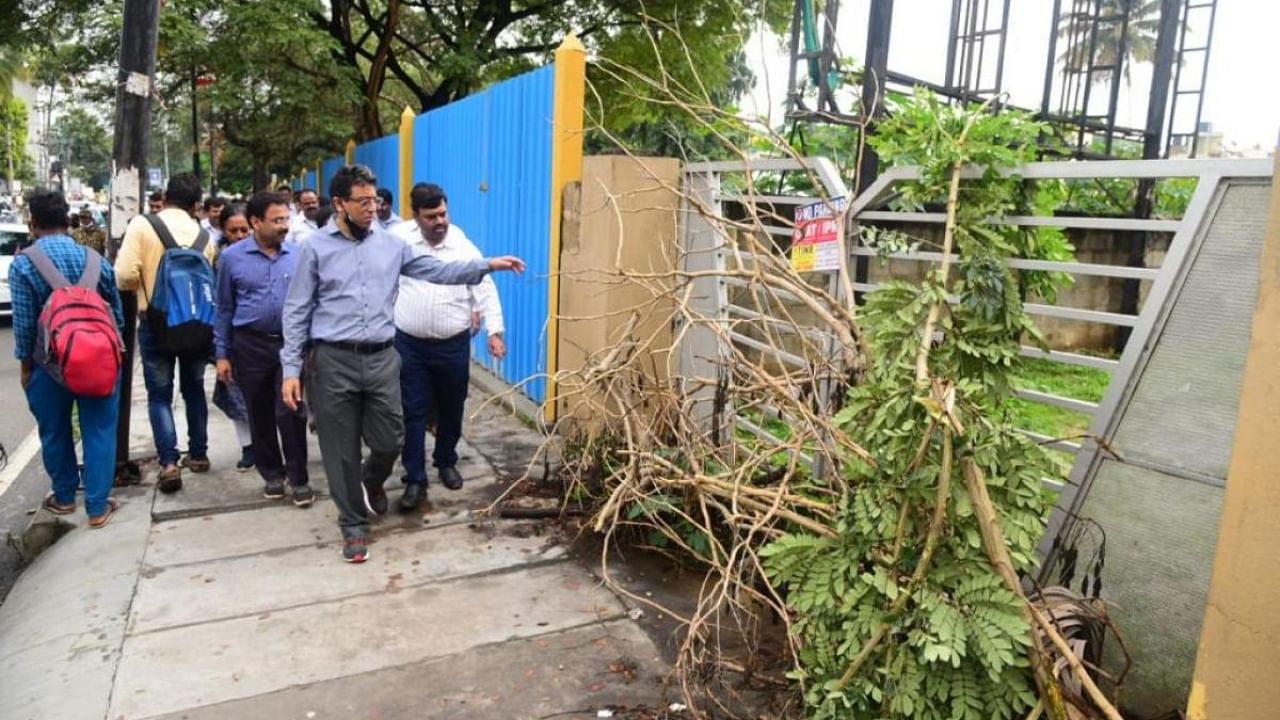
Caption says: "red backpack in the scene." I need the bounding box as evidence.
[22,244,122,397]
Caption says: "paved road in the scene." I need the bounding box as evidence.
[0,324,48,602]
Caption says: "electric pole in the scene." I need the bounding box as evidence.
[109,0,161,486]
[191,66,201,184]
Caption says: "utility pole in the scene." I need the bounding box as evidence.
[190,66,201,184]
[853,0,894,300]
[109,0,161,486]
[209,100,217,193]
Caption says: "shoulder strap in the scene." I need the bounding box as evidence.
[191,228,210,253]
[77,248,104,290]
[21,244,71,290]
[144,214,179,250]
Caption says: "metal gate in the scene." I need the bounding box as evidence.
[676,154,1275,711]
[677,157,851,479]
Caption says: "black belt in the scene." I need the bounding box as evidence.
[316,339,395,355]
[401,329,471,344]
[237,326,283,341]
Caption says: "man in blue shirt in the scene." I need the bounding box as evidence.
[10,189,125,526]
[281,165,524,563]
[215,191,313,507]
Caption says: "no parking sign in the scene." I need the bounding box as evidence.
[790,196,847,273]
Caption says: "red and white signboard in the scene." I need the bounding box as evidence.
[790,196,847,273]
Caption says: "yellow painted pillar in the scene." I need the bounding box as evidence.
[345,138,356,165]
[1187,153,1280,720]
[399,106,415,219]
[544,34,586,423]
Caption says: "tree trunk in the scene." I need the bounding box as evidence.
[252,159,269,193]
[353,0,401,140]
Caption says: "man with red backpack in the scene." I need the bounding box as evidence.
[9,189,125,527]
[116,173,219,492]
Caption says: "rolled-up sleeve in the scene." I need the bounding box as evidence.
[280,242,318,379]
[400,242,491,285]
[473,276,504,335]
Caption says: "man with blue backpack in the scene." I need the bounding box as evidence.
[116,173,219,493]
[10,189,125,527]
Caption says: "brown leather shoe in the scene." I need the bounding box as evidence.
[158,465,183,494]
[180,456,211,473]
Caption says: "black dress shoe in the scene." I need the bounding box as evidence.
[439,466,464,491]
[361,476,388,515]
[399,482,427,512]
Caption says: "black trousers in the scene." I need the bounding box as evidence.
[396,330,470,484]
[232,329,310,486]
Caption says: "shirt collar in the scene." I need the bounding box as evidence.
[416,225,454,250]
[243,236,293,256]
[321,217,376,243]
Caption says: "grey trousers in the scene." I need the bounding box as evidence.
[308,343,403,535]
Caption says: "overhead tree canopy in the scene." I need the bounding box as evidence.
[313,0,789,141]
[20,0,789,181]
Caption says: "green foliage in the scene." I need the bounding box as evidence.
[0,96,33,182]
[763,92,1063,719]
[53,107,111,189]
[1035,139,1198,218]
[584,2,790,157]
[26,0,358,188]
[31,0,788,172]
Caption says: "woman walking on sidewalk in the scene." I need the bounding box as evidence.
[212,203,256,472]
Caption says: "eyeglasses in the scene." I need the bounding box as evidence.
[343,196,377,209]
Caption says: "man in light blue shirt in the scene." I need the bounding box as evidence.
[280,165,524,563]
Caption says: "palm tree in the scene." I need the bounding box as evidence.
[1057,0,1164,84]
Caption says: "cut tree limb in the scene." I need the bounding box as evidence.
[963,459,1121,720]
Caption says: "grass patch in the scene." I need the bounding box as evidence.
[1006,357,1111,440]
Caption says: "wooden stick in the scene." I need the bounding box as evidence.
[963,459,1120,720]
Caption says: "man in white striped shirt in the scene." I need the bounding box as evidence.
[285,188,321,244]
[392,182,505,510]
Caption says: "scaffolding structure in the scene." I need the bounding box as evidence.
[782,0,1218,167]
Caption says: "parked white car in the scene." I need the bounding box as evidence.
[0,222,32,318]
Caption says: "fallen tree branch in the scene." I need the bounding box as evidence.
[963,458,1120,720]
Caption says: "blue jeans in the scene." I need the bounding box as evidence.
[25,366,119,517]
[138,324,209,466]
[396,330,470,484]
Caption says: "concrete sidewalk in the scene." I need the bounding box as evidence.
[0,365,671,719]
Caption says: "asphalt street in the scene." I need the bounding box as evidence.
[0,324,48,603]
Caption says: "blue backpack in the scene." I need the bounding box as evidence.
[142,215,216,357]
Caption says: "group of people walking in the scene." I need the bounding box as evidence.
[10,165,523,563]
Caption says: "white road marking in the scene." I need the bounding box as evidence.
[0,427,42,498]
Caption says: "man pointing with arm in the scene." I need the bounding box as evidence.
[280,165,524,563]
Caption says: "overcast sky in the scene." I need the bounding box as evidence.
[744,0,1278,150]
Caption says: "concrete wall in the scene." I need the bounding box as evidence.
[556,155,681,426]
[1186,156,1280,720]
